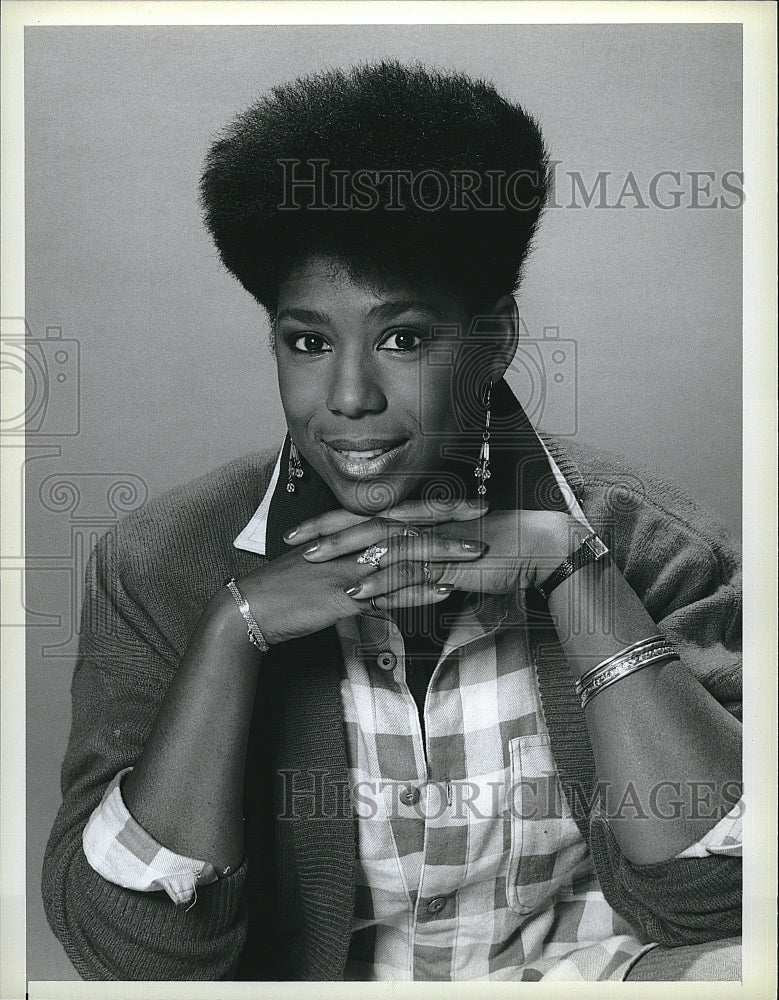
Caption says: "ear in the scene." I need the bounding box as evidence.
[482,293,520,387]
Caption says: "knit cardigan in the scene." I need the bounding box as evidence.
[42,438,743,981]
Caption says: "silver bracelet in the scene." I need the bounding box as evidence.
[578,641,679,710]
[575,636,668,693]
[225,578,269,653]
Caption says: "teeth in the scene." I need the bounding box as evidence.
[338,448,390,459]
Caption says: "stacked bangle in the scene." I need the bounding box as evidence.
[576,636,679,710]
[225,578,270,653]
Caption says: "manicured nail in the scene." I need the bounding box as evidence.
[303,542,319,555]
[284,527,298,541]
[461,540,484,552]
[344,584,362,597]
[434,583,454,594]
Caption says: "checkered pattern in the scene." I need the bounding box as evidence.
[336,595,741,981]
[82,767,218,906]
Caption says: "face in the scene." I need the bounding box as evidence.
[274,255,477,514]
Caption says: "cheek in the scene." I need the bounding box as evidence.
[416,368,458,436]
[276,363,317,429]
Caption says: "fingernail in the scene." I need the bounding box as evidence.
[344,584,362,597]
[461,540,484,552]
[434,583,454,594]
[284,527,298,541]
[303,542,319,555]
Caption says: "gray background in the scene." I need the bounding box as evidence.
[24,24,742,981]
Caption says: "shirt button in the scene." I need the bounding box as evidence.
[399,785,420,806]
[426,896,448,915]
[375,651,397,671]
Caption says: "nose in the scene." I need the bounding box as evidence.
[326,350,387,418]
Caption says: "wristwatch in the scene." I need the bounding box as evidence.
[535,533,609,601]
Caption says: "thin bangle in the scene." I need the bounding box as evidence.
[225,578,269,653]
[575,636,667,692]
[580,652,679,709]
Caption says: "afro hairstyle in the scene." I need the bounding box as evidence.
[200,60,550,317]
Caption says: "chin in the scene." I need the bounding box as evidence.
[329,476,413,515]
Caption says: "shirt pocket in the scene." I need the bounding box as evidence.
[505,733,588,916]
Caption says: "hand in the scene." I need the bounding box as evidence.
[287,499,578,612]
[216,500,489,646]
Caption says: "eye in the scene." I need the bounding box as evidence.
[291,333,332,355]
[379,328,422,353]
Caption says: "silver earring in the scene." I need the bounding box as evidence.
[474,380,492,497]
[287,439,303,493]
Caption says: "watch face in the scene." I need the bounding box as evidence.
[583,535,609,559]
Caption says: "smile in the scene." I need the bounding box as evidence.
[321,438,411,479]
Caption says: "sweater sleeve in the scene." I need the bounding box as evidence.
[41,532,248,981]
[583,465,743,946]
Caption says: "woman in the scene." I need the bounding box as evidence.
[43,61,742,981]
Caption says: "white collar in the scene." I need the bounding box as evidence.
[233,434,591,557]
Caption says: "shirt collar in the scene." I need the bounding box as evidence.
[232,447,284,555]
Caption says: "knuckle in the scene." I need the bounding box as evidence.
[394,534,409,553]
[395,559,414,579]
[370,516,392,535]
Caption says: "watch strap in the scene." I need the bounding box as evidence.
[536,533,609,601]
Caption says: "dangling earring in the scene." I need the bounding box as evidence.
[287,439,303,493]
[474,380,492,497]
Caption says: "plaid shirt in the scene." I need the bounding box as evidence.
[83,441,742,980]
[334,596,740,981]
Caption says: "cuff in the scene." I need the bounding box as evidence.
[675,797,743,859]
[82,768,222,905]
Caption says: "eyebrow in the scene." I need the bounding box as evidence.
[275,307,333,325]
[367,300,448,322]
[276,301,448,326]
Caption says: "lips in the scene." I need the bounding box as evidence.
[320,437,410,480]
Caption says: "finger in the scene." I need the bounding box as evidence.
[284,508,373,545]
[344,556,479,599]
[383,497,488,525]
[312,520,487,567]
[382,532,487,567]
[300,515,411,562]
[344,560,443,598]
[287,498,487,546]
[357,582,455,612]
